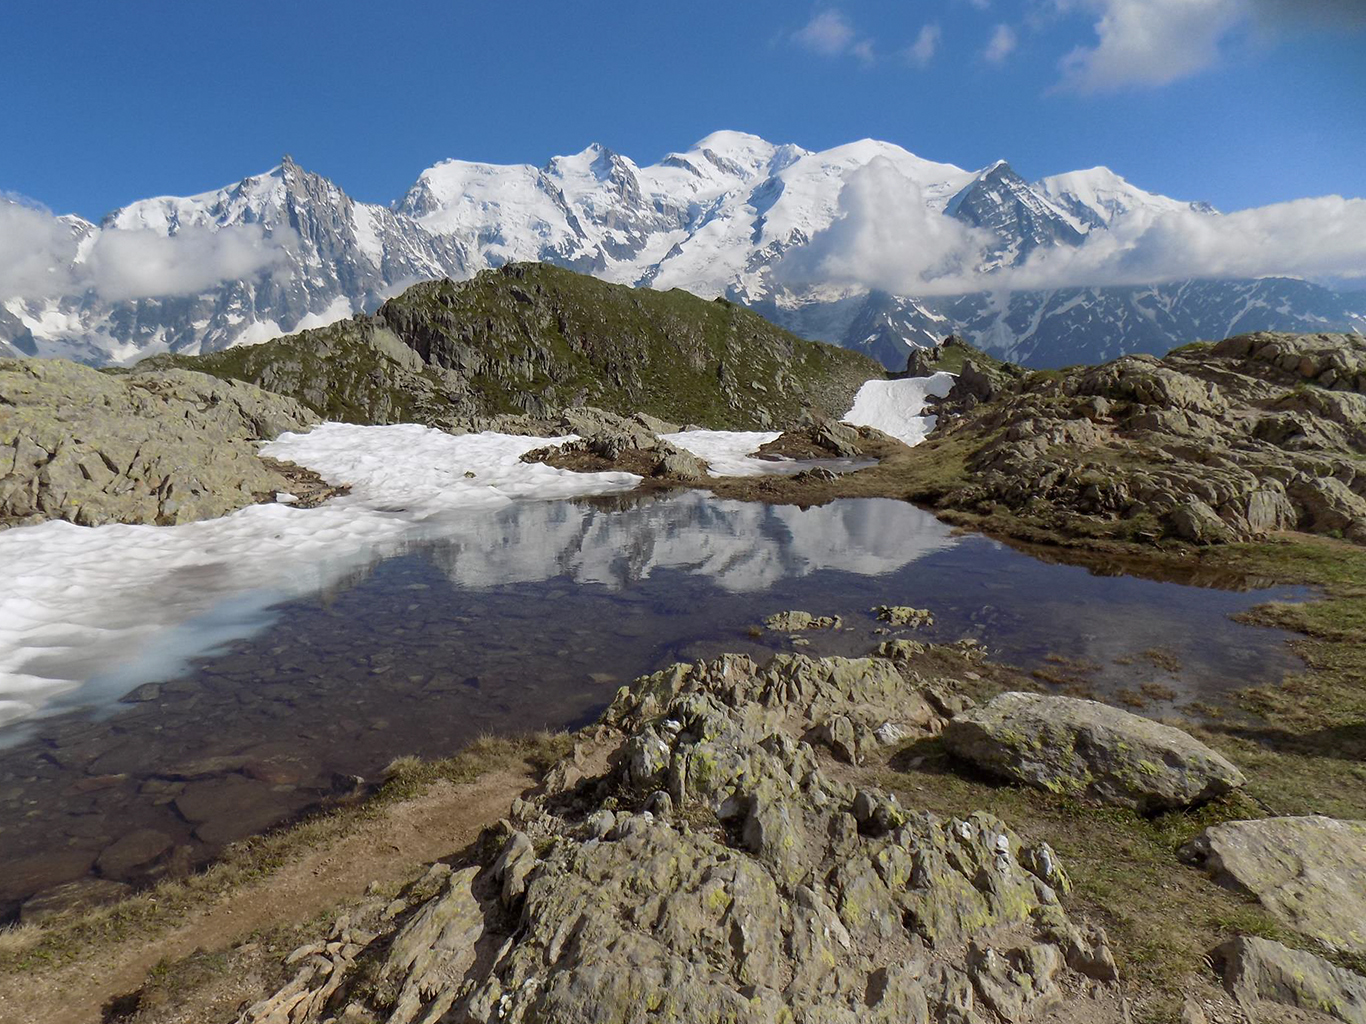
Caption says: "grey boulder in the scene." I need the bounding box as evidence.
[943,691,1246,812]
[1181,816,1366,953]
[1217,935,1366,1023]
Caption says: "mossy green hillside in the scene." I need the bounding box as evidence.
[147,263,884,431]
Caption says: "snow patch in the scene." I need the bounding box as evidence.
[0,424,639,734]
[840,372,955,446]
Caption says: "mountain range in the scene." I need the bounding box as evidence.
[3,131,1362,368]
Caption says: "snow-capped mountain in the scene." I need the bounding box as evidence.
[1036,166,1215,229]
[1,158,470,363]
[945,160,1087,269]
[2,132,1361,368]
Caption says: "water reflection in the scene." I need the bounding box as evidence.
[0,493,1310,918]
[1,492,957,734]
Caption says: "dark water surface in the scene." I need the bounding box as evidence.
[0,492,1308,916]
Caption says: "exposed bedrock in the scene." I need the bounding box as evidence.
[237,649,1127,1024]
[0,357,322,528]
[918,331,1366,545]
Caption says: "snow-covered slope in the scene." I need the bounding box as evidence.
[1037,166,1216,229]
[1,134,1361,368]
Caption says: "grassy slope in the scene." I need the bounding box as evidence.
[148,264,883,431]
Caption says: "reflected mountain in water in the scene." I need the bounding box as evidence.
[421,492,958,592]
[1,493,957,732]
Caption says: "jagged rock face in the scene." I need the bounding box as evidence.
[158,264,884,432]
[0,357,319,528]
[943,692,1246,812]
[945,162,1087,270]
[756,278,1366,371]
[2,160,470,365]
[237,649,1124,1024]
[921,331,1366,545]
[1180,816,1366,954]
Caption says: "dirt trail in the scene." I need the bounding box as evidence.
[0,767,532,1024]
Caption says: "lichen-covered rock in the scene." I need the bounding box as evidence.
[237,650,1125,1024]
[1216,936,1366,1023]
[0,357,320,528]
[1181,816,1366,953]
[943,691,1246,811]
[874,605,934,628]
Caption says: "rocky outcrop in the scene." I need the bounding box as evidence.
[916,332,1366,545]
[1180,816,1366,953]
[521,426,709,483]
[0,357,323,528]
[1215,936,1366,1023]
[763,610,842,631]
[155,263,884,433]
[237,650,1124,1024]
[943,692,1246,812]
[755,418,866,460]
[875,605,935,628]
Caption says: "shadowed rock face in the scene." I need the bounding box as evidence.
[0,358,320,528]
[942,691,1246,812]
[918,331,1366,545]
[1181,816,1366,954]
[237,649,1126,1024]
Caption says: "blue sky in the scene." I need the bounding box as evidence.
[2,0,1363,220]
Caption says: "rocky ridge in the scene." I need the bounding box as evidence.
[148,263,884,433]
[0,357,325,528]
[910,331,1366,546]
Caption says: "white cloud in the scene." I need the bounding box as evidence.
[0,202,85,300]
[1001,196,1366,288]
[1056,0,1241,91]
[906,24,942,67]
[793,10,856,55]
[777,158,993,295]
[83,224,294,303]
[779,164,1366,298]
[0,201,296,304]
[1052,0,1365,93]
[792,9,875,61]
[983,23,1018,62]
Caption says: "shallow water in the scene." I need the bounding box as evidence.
[0,492,1308,915]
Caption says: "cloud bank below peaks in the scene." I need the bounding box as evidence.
[1002,195,1366,291]
[778,164,1366,297]
[0,200,296,304]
